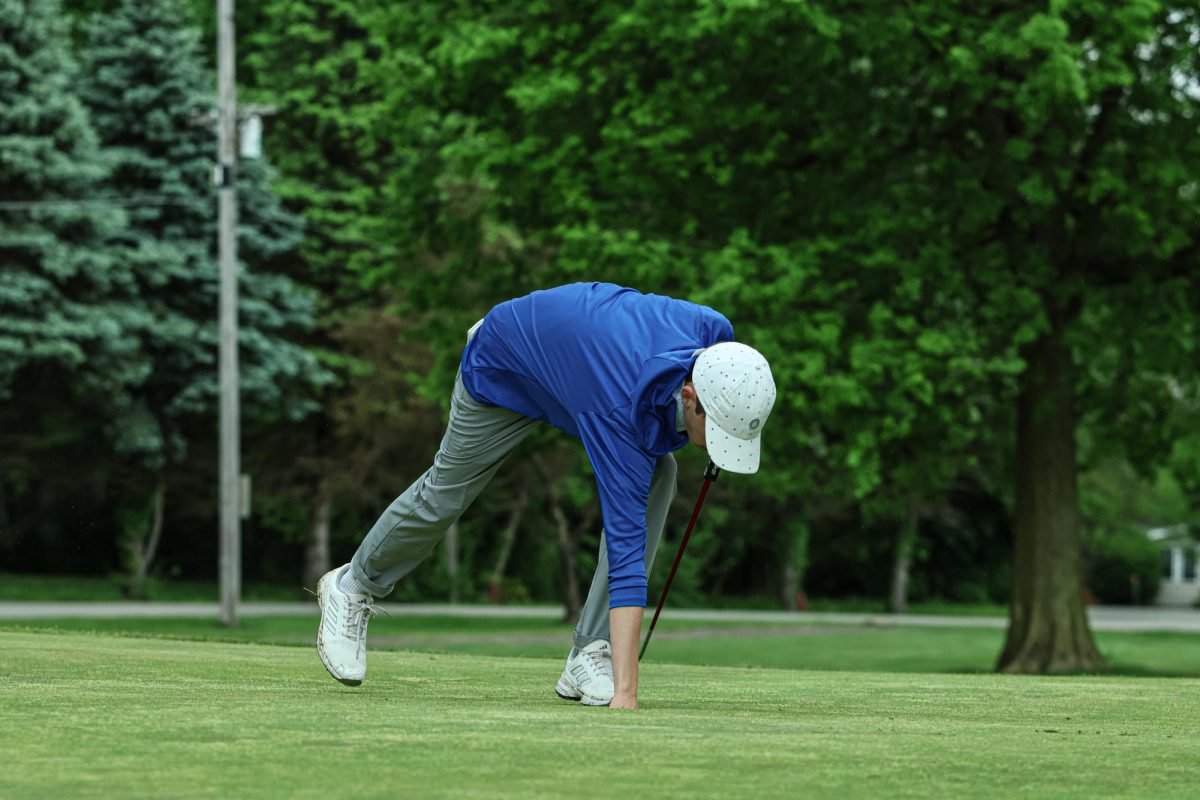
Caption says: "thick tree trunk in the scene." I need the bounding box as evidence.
[888,507,919,614]
[303,478,332,595]
[997,324,1104,673]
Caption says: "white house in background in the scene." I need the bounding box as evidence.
[1149,525,1199,607]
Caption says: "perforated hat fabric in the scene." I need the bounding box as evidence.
[692,342,776,474]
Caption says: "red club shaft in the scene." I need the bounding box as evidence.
[639,461,720,661]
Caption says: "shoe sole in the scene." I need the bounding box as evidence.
[555,677,610,706]
[316,571,364,687]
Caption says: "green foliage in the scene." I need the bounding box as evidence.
[238,0,1200,611]
[7,1,1200,613]
[0,0,146,576]
[1,0,329,583]
[78,0,326,453]
[243,0,393,288]
[0,0,137,402]
[338,1,1034,607]
[1084,525,1161,605]
[1079,459,1192,604]
[238,1,450,591]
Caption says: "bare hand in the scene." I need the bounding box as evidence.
[609,693,638,710]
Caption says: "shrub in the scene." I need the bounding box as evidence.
[1084,526,1162,605]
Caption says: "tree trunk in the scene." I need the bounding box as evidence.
[533,453,594,625]
[303,477,331,595]
[487,488,528,603]
[126,480,166,598]
[445,521,460,603]
[549,497,583,625]
[888,506,919,614]
[997,323,1104,673]
[781,518,809,611]
[781,562,798,611]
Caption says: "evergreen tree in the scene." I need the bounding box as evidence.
[0,0,146,567]
[0,0,140,401]
[75,0,328,591]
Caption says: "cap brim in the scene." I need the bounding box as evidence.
[704,414,761,474]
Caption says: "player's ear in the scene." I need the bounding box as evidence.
[682,383,705,416]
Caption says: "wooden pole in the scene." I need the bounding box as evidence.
[217,0,240,627]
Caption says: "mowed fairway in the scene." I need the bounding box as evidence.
[2,631,1198,799]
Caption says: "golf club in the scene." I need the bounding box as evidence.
[638,459,721,661]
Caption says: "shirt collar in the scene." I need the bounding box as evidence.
[674,382,686,433]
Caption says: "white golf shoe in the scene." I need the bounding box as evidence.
[316,565,380,686]
[555,639,614,706]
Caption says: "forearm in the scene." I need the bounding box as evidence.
[608,605,643,709]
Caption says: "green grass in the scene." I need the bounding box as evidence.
[2,630,1198,799]
[0,572,303,602]
[1,572,1009,615]
[803,597,1008,616]
[6,615,1200,678]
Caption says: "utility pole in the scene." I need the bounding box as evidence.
[216,0,240,627]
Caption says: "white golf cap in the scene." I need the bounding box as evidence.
[691,342,776,474]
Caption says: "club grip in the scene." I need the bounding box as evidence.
[704,460,721,482]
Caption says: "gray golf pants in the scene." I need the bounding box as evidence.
[349,372,678,649]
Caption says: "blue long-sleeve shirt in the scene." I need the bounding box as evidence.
[460,283,735,608]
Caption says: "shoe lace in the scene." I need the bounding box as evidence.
[345,598,387,647]
[584,646,613,680]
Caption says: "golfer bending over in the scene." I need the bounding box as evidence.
[317,282,775,708]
